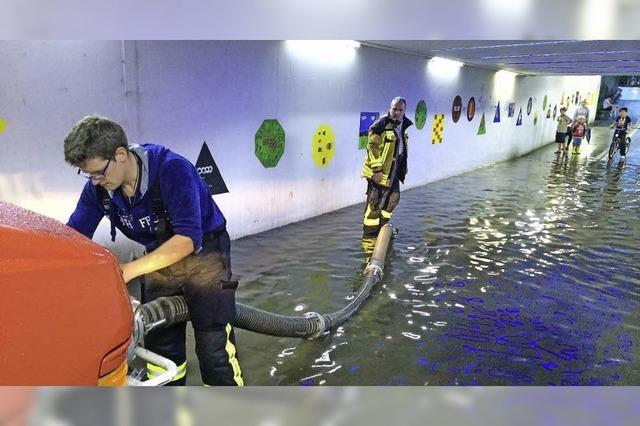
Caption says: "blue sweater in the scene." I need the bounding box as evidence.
[67,144,226,253]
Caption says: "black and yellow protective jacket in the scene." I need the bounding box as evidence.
[361,114,413,187]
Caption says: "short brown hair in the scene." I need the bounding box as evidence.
[64,115,128,166]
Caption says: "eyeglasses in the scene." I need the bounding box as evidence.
[77,157,112,181]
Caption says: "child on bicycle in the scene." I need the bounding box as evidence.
[609,107,632,159]
[571,115,587,155]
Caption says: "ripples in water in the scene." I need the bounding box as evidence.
[227,128,639,385]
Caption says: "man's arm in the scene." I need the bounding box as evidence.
[118,156,209,284]
[120,234,194,283]
[367,124,386,184]
[67,182,105,238]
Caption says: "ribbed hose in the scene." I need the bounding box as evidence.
[141,293,190,330]
[324,224,391,332]
[140,224,393,339]
[234,303,326,338]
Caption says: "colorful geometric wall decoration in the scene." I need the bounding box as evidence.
[493,102,501,123]
[508,102,515,118]
[195,141,229,194]
[414,100,427,130]
[560,91,565,105]
[553,104,557,119]
[574,91,579,105]
[431,114,445,144]
[477,113,487,135]
[546,108,551,118]
[543,95,548,110]
[312,124,335,168]
[255,119,285,168]
[359,112,379,150]
[452,95,462,123]
[0,118,7,134]
[467,97,476,121]
[533,111,539,126]
[527,97,533,115]
[516,108,522,126]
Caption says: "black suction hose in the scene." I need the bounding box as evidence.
[141,224,393,339]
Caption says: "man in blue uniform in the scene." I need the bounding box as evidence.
[64,115,243,386]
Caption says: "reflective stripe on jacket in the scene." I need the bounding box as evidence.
[361,114,413,187]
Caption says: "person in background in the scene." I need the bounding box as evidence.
[565,100,590,148]
[555,106,572,156]
[574,99,591,124]
[360,97,413,236]
[570,115,587,155]
[609,107,633,159]
[602,96,617,118]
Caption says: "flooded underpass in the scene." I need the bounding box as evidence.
[188,126,640,385]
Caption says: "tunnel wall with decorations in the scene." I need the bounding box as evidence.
[0,41,600,256]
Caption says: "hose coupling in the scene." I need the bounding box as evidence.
[363,263,384,280]
[304,311,328,339]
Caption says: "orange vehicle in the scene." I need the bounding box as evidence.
[0,202,132,385]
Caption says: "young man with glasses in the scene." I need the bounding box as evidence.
[64,115,243,386]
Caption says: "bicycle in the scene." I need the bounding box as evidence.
[608,129,631,160]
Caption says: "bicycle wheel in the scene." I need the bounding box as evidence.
[608,138,619,159]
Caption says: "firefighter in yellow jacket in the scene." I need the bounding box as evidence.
[361,97,413,236]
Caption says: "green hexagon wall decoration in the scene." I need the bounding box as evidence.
[255,119,285,168]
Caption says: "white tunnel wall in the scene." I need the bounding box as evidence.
[0,41,600,257]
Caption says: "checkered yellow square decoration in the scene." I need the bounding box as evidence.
[431,113,445,144]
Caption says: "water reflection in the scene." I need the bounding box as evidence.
[213,127,639,385]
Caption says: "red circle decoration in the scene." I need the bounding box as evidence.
[467,97,476,121]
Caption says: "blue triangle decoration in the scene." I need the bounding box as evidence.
[493,102,501,123]
[516,108,523,126]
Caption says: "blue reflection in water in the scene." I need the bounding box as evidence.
[228,129,639,385]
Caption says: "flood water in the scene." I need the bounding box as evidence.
[189,126,640,385]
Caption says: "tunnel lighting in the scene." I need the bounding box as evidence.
[427,57,464,80]
[494,70,518,99]
[286,40,360,50]
[495,70,518,79]
[429,57,464,68]
[285,40,360,64]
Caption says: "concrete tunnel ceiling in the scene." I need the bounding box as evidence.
[362,40,640,76]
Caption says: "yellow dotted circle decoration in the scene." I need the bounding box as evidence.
[0,119,7,134]
[311,124,335,168]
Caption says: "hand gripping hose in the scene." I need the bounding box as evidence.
[140,224,393,339]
